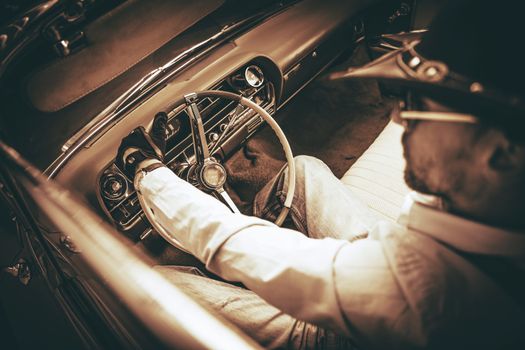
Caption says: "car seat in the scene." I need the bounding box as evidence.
[340,120,410,223]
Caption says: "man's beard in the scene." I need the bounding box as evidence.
[404,165,433,195]
[402,132,434,195]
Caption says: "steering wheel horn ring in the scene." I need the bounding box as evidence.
[199,159,227,190]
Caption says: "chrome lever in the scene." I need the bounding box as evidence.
[216,187,240,214]
[185,93,211,164]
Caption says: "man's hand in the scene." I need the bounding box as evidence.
[116,112,168,178]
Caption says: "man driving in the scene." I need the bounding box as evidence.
[116,0,525,348]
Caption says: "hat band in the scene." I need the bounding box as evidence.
[397,43,525,114]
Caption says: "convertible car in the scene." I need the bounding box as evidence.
[0,0,439,348]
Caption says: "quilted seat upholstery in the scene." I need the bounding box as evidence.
[340,120,410,223]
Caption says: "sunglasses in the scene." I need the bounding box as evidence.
[397,91,478,127]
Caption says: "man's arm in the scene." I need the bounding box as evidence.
[139,167,419,346]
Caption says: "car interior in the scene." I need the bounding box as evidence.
[0,0,450,347]
[0,0,443,268]
[0,1,446,347]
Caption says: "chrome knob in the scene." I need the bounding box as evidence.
[209,132,219,142]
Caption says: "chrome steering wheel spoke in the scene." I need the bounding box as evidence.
[184,93,241,215]
[185,93,210,164]
[216,187,241,214]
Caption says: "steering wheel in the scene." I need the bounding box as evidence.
[135,90,295,252]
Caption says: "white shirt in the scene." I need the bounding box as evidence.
[139,167,525,349]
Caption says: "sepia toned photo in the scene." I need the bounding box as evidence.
[1,0,523,349]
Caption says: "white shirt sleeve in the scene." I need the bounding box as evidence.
[138,167,416,343]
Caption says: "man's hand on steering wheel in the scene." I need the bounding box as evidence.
[116,90,295,238]
[116,112,168,178]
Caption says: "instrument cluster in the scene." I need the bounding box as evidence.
[97,62,276,241]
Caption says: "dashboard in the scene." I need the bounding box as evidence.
[98,62,276,241]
